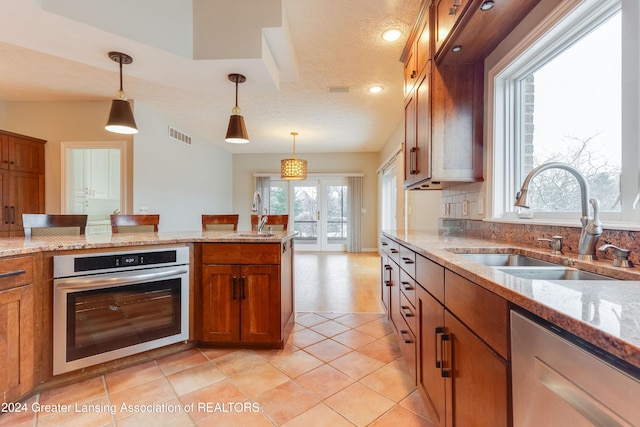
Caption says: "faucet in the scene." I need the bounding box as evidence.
[514,162,602,262]
[252,191,268,233]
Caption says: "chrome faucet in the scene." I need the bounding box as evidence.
[514,162,602,262]
[252,191,268,233]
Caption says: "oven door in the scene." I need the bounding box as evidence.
[53,266,189,375]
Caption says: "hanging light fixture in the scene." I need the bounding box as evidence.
[281,132,307,180]
[225,73,249,143]
[105,51,138,134]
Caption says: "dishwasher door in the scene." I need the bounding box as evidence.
[511,311,640,426]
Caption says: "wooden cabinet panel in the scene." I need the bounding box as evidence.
[381,256,391,314]
[434,0,471,54]
[399,268,416,307]
[8,137,45,174]
[404,93,417,185]
[202,243,280,265]
[416,254,444,304]
[399,244,417,280]
[240,265,280,344]
[200,265,240,342]
[444,311,509,427]
[0,284,34,403]
[9,171,45,236]
[0,256,32,292]
[404,66,432,188]
[445,269,509,359]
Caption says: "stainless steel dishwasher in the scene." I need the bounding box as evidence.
[511,310,640,426]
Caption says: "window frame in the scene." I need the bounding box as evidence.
[488,0,639,229]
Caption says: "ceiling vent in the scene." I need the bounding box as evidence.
[328,86,350,93]
[168,126,192,145]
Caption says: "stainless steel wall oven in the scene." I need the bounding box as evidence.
[53,246,189,375]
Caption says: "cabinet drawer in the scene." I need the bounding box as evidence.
[202,243,280,265]
[399,268,416,307]
[0,256,32,292]
[416,254,444,303]
[380,236,400,263]
[399,291,416,334]
[397,316,417,383]
[445,269,509,359]
[399,245,416,279]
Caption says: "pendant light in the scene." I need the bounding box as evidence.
[225,73,249,143]
[105,51,138,135]
[281,132,308,180]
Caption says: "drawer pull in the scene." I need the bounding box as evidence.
[440,332,451,378]
[435,326,444,368]
[401,305,414,317]
[0,269,26,279]
[232,276,238,300]
[400,329,413,344]
[401,281,414,291]
[402,257,415,264]
[241,276,246,299]
[381,242,388,246]
[390,248,399,254]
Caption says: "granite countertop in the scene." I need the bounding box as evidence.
[0,230,297,257]
[382,230,640,371]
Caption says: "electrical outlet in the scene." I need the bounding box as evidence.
[462,200,469,216]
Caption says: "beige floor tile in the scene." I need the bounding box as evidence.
[36,396,115,427]
[270,350,324,378]
[256,380,320,425]
[325,382,395,427]
[198,347,238,361]
[329,351,386,380]
[166,361,226,396]
[332,329,378,349]
[196,407,274,427]
[178,379,248,424]
[229,363,290,397]
[333,313,376,328]
[104,360,164,395]
[303,339,352,362]
[296,313,329,327]
[39,376,106,407]
[400,390,432,421]
[308,320,352,337]
[355,319,393,339]
[287,328,326,348]
[360,361,416,402]
[0,394,37,427]
[115,398,192,427]
[212,349,266,376]
[294,364,355,399]
[156,348,209,375]
[281,403,355,427]
[254,342,299,363]
[356,339,402,364]
[369,404,433,427]
[109,377,178,420]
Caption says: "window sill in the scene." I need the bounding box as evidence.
[487,217,640,232]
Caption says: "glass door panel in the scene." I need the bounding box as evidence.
[292,182,320,250]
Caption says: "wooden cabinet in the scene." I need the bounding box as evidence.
[381,234,511,426]
[0,131,46,237]
[404,65,433,187]
[433,0,471,54]
[198,241,294,348]
[0,256,35,403]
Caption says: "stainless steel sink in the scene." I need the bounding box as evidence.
[457,253,557,267]
[497,267,616,281]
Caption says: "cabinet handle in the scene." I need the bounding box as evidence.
[384,264,392,287]
[440,333,451,378]
[410,146,419,175]
[241,276,246,299]
[232,276,238,300]
[0,269,25,279]
[4,206,8,224]
[10,206,15,224]
[390,248,399,254]
[402,257,415,265]
[401,281,413,291]
[381,241,388,246]
[410,70,417,79]
[435,326,444,368]
[400,329,413,344]
[401,305,414,318]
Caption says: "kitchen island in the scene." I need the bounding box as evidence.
[0,230,296,403]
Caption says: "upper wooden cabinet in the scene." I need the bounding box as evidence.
[434,0,542,64]
[0,131,45,174]
[402,2,432,97]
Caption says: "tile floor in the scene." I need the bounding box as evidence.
[0,253,433,426]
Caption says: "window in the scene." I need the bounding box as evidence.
[491,0,639,226]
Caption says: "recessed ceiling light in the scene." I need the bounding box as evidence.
[368,86,384,94]
[381,29,402,42]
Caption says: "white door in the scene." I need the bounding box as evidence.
[291,178,347,251]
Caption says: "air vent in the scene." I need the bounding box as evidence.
[168,126,192,145]
[328,86,350,93]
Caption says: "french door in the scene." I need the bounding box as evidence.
[291,178,348,251]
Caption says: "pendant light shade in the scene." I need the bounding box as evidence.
[105,52,138,135]
[281,132,307,180]
[225,73,249,143]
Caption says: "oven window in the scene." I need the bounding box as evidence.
[66,279,182,361]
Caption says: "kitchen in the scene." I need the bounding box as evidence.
[1,0,640,426]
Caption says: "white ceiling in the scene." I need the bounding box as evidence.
[0,0,421,154]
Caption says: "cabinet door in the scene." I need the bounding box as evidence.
[434,0,470,54]
[404,45,417,97]
[200,265,240,343]
[404,94,417,186]
[0,284,34,403]
[0,170,9,236]
[415,66,432,183]
[381,255,391,314]
[240,265,280,344]
[9,172,45,235]
[417,285,446,427]
[444,311,509,427]
[8,136,45,174]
